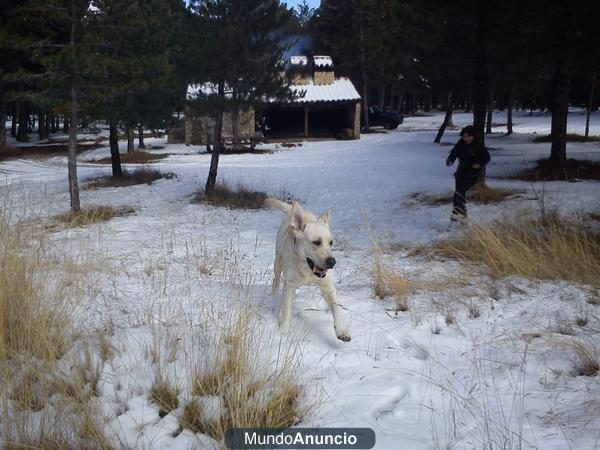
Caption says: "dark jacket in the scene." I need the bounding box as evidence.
[446,140,491,179]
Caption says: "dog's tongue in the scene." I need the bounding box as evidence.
[313,266,327,277]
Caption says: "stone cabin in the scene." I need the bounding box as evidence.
[177,55,361,145]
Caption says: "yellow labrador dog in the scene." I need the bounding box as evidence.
[265,198,351,342]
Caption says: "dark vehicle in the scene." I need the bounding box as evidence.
[365,105,404,130]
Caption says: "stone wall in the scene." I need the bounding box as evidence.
[314,70,335,86]
[184,109,257,145]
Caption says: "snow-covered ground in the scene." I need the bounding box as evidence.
[1,110,599,449]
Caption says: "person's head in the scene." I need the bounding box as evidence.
[460,126,475,144]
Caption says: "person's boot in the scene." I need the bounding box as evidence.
[450,211,468,226]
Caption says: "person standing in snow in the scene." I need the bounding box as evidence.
[445,125,490,222]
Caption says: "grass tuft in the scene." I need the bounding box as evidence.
[85,168,175,190]
[151,380,180,418]
[193,183,267,210]
[435,213,600,288]
[54,206,135,228]
[552,337,600,377]
[96,151,167,164]
[0,214,72,361]
[511,158,600,182]
[179,314,305,441]
[409,185,520,206]
[371,241,421,309]
[533,133,600,143]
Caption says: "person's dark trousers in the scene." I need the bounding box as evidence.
[452,175,479,217]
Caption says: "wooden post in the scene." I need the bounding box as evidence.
[304,105,309,139]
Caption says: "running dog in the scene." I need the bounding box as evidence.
[265,198,351,342]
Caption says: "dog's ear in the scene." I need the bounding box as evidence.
[290,201,305,231]
[318,211,331,225]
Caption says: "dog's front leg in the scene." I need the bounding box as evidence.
[319,280,351,342]
[278,281,296,335]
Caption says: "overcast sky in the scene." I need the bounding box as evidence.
[282,0,320,9]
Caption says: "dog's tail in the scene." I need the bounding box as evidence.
[264,197,292,213]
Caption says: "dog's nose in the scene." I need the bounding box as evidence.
[326,257,336,269]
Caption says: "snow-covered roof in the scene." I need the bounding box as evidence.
[290,56,308,66]
[187,78,361,104]
[187,83,235,100]
[313,55,333,68]
[290,78,360,103]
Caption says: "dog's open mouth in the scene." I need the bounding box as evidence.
[306,257,327,278]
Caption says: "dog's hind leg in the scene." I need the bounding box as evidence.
[271,254,283,296]
[278,281,296,335]
[319,281,351,342]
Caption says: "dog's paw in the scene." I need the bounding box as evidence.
[335,328,351,342]
[337,334,351,342]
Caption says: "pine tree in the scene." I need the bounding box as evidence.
[316,0,413,132]
[188,0,292,196]
[25,0,95,212]
[87,0,184,176]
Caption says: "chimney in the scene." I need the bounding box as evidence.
[289,56,310,85]
[313,55,334,85]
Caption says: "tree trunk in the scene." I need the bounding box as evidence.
[67,0,80,213]
[126,128,134,152]
[397,86,405,113]
[359,23,369,132]
[11,105,17,137]
[0,102,5,147]
[138,125,145,149]
[17,104,29,142]
[63,116,69,134]
[585,69,597,138]
[507,86,514,135]
[550,9,575,163]
[434,91,454,143]
[205,82,224,196]
[231,109,239,150]
[388,87,396,109]
[109,122,123,177]
[485,85,494,134]
[45,113,51,137]
[38,111,49,140]
[379,85,385,108]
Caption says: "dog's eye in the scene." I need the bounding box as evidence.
[312,240,321,246]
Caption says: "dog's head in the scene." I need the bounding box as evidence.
[289,202,336,279]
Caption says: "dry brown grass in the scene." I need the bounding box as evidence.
[95,151,167,164]
[85,168,175,190]
[409,185,521,207]
[151,380,180,418]
[435,213,600,288]
[0,143,103,161]
[0,212,73,361]
[0,204,115,449]
[372,242,422,310]
[53,205,135,229]
[511,158,600,182]
[193,183,268,210]
[179,314,306,441]
[470,183,520,203]
[551,337,600,377]
[533,133,600,143]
